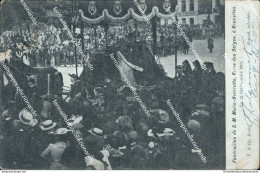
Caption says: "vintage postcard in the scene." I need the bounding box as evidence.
[0,0,258,170]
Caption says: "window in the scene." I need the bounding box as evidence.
[181,0,186,12]
[182,18,186,24]
[189,18,194,25]
[190,0,194,11]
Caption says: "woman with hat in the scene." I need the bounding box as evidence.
[40,128,70,170]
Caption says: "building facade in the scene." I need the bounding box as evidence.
[173,0,224,26]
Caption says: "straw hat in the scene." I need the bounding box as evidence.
[19,109,38,127]
[48,128,70,135]
[163,128,175,135]
[196,104,209,111]
[198,110,210,118]
[148,128,175,139]
[40,120,57,130]
[93,128,103,136]
[68,115,83,126]
[2,110,11,121]
[188,120,201,132]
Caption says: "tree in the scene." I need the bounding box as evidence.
[0,1,74,33]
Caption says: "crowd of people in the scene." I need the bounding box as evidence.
[0,14,226,169]
[0,19,222,69]
[1,48,225,169]
[0,25,82,67]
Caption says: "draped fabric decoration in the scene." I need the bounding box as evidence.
[78,0,176,88]
[79,0,178,25]
[79,10,106,24]
[105,9,131,24]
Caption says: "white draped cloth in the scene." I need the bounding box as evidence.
[116,51,156,91]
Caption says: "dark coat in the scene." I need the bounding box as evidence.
[207,38,214,49]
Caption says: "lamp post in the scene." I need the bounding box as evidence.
[0,62,3,130]
[79,13,86,86]
[72,2,78,77]
[152,16,157,55]
[175,15,178,77]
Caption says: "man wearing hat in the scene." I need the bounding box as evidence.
[40,120,57,131]
[36,119,58,166]
[83,126,111,170]
[1,110,18,168]
[18,108,38,127]
[1,110,12,137]
[41,128,69,169]
[185,119,208,169]
[174,65,186,82]
[12,108,39,169]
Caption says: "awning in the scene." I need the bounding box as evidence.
[79,0,178,24]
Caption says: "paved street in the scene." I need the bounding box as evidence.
[57,37,225,87]
[160,37,225,78]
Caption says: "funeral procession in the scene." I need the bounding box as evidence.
[0,0,225,170]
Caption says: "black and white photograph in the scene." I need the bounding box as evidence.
[0,0,227,170]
